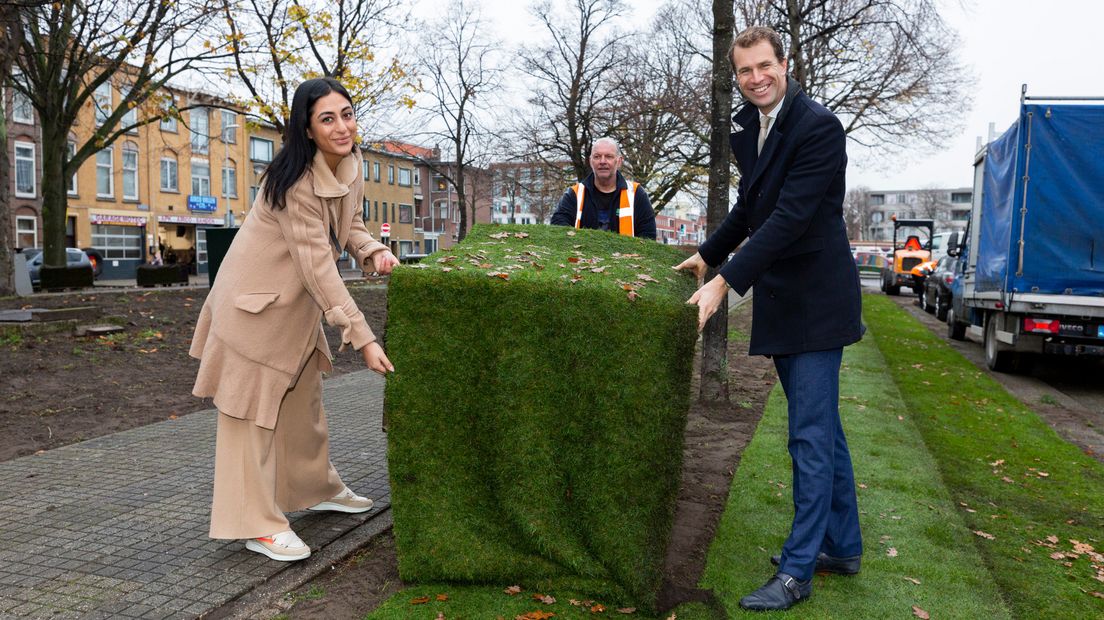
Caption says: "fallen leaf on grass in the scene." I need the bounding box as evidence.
[627,291,639,301]
[974,530,995,540]
[912,605,930,619]
[636,274,658,282]
[858,483,868,489]
[514,232,530,238]
[532,594,556,605]
[487,272,510,280]
[505,586,522,595]
[436,594,449,601]
[1089,591,1104,599]
[138,348,158,354]
[590,603,606,613]
[616,608,636,614]
[489,232,511,239]
[1047,535,1060,544]
[567,256,581,263]
[887,547,898,557]
[437,613,445,620]
[903,577,921,585]
[567,231,576,236]
[411,596,430,605]
[515,612,555,620]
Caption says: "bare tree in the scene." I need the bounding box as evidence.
[520,0,625,181]
[914,187,948,227]
[843,186,872,240]
[699,0,735,403]
[607,2,712,213]
[12,0,224,269]
[735,0,973,154]
[403,0,501,242]
[220,0,416,135]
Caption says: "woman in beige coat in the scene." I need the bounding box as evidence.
[190,78,398,561]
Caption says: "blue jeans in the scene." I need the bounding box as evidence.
[773,348,862,581]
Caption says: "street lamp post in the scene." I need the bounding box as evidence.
[222,123,241,228]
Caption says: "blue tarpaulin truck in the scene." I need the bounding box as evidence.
[947,87,1104,372]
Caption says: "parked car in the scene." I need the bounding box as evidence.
[920,254,959,321]
[24,248,95,286]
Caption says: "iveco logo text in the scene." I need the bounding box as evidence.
[1060,323,1084,333]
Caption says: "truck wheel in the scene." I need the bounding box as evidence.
[984,314,1018,373]
[936,298,949,322]
[947,308,966,341]
[886,284,900,296]
[921,292,934,314]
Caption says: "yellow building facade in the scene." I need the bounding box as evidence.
[61,81,266,279]
[360,146,422,259]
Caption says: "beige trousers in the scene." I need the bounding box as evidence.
[209,350,346,539]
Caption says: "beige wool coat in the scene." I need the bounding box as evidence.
[190,150,388,429]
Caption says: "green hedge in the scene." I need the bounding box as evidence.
[384,224,698,611]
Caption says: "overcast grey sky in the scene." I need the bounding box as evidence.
[474,0,1103,192]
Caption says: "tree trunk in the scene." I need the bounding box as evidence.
[455,164,468,242]
[0,3,22,295]
[700,0,735,403]
[38,109,70,267]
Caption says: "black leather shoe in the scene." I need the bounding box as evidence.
[739,572,812,611]
[770,552,861,575]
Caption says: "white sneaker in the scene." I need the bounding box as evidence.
[245,530,311,561]
[308,486,374,513]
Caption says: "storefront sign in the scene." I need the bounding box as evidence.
[90,214,147,226]
[158,215,223,225]
[188,195,217,212]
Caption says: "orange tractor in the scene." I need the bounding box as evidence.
[880,218,934,296]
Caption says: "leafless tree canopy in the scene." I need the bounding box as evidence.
[607,3,712,212]
[735,0,974,153]
[404,0,502,242]
[519,0,625,181]
[220,0,415,134]
[843,185,872,240]
[12,0,223,267]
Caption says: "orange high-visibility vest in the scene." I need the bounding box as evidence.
[573,181,638,236]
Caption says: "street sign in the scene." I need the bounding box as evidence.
[381,223,391,236]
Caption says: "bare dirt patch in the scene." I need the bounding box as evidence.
[0,283,388,462]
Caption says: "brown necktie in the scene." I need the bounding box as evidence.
[757,115,772,155]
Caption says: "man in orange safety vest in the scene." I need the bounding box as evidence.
[550,138,656,239]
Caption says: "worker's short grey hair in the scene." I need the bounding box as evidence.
[592,137,622,157]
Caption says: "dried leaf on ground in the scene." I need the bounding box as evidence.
[436,613,445,620]
[569,600,582,606]
[489,232,510,239]
[974,530,995,540]
[617,608,636,614]
[411,596,430,605]
[568,257,581,263]
[903,577,921,585]
[627,291,639,301]
[590,603,606,613]
[912,605,930,619]
[505,585,522,595]
[1089,591,1104,599]
[636,274,658,282]
[887,547,899,557]
[515,612,555,620]
[436,594,449,601]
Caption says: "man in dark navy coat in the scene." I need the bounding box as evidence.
[675,26,864,611]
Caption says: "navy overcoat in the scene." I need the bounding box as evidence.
[698,78,863,356]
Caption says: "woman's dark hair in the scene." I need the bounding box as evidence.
[262,77,354,210]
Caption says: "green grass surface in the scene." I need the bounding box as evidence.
[693,323,1011,619]
[862,295,1104,618]
[383,224,698,610]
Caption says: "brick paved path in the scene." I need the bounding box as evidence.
[0,370,390,619]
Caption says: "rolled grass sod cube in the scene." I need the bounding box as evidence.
[384,224,699,611]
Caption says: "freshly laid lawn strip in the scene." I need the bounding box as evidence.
[864,295,1104,618]
[690,330,1011,619]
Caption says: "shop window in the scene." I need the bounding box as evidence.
[92,224,142,259]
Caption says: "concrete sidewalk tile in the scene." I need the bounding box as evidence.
[0,368,390,618]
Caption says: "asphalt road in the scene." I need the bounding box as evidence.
[860,274,1104,460]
